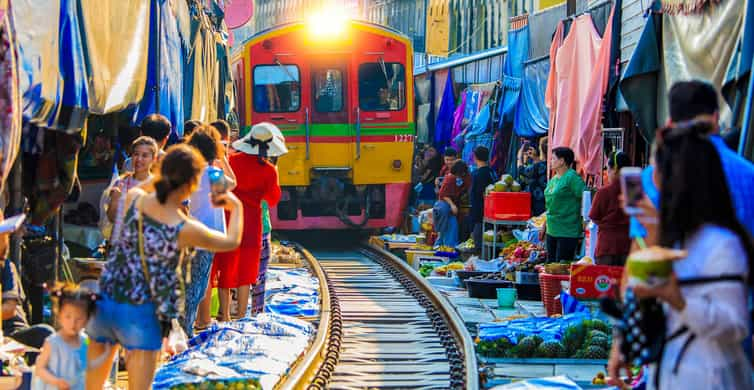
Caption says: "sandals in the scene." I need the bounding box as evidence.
[194,319,216,332]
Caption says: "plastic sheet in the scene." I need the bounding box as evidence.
[490,375,587,389]
[153,313,314,390]
[478,313,594,344]
[262,267,320,318]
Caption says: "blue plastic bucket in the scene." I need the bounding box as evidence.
[497,287,517,308]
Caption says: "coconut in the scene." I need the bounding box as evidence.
[626,246,686,287]
[501,174,514,185]
[494,181,507,192]
[510,181,522,192]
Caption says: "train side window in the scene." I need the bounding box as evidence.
[253,65,301,113]
[358,63,405,112]
[313,69,344,113]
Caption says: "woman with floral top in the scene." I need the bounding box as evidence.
[86,145,244,389]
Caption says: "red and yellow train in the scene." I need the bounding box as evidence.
[232,17,415,230]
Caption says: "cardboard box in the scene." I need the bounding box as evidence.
[569,264,624,299]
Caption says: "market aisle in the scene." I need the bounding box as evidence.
[314,252,453,389]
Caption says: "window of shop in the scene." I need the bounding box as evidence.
[358,62,405,111]
[253,64,300,113]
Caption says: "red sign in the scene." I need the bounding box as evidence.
[569,264,624,300]
[225,0,253,29]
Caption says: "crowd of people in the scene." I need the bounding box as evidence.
[4,77,754,388]
[7,114,288,388]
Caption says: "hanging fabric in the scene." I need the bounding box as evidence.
[546,7,615,178]
[183,7,219,122]
[79,0,151,114]
[545,21,565,167]
[0,7,22,192]
[463,89,480,123]
[618,11,662,141]
[578,4,616,179]
[621,0,743,141]
[51,0,89,133]
[514,57,550,137]
[660,0,722,15]
[12,0,63,127]
[132,0,186,136]
[498,16,530,126]
[450,91,467,149]
[462,103,494,170]
[25,129,82,225]
[722,0,754,107]
[547,15,602,170]
[433,71,455,152]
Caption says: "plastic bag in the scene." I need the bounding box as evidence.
[167,319,189,355]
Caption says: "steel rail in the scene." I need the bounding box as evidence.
[276,245,334,390]
[363,243,479,389]
[283,240,477,389]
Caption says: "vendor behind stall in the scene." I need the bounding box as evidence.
[0,210,54,352]
[542,147,585,262]
[589,151,630,266]
[433,160,471,247]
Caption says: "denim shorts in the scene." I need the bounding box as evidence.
[86,294,163,351]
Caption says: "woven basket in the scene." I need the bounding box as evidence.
[539,273,570,316]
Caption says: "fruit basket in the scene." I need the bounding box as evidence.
[539,272,570,316]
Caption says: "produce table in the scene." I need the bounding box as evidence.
[482,219,528,260]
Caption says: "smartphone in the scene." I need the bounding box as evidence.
[207,167,228,195]
[620,167,644,215]
[0,214,25,235]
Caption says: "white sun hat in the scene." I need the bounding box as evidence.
[232,122,289,157]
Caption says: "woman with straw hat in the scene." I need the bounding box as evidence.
[213,122,287,320]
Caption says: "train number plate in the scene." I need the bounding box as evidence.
[394,135,414,143]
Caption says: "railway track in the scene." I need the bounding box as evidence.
[281,241,478,390]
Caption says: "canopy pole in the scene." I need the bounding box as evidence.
[154,0,162,114]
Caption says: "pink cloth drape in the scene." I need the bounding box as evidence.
[545,6,615,179]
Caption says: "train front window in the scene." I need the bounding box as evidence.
[313,69,344,113]
[358,62,405,111]
[253,65,300,113]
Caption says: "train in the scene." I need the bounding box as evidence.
[231,16,415,230]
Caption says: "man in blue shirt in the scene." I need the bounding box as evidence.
[667,81,754,237]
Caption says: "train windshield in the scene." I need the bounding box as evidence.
[253,64,301,113]
[313,68,344,113]
[358,62,405,111]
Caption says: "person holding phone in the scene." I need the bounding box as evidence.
[608,122,754,389]
[589,152,631,266]
[212,123,285,321]
[182,125,237,334]
[542,147,585,262]
[87,145,243,389]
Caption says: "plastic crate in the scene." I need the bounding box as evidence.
[484,192,532,221]
[514,282,542,301]
[539,272,570,317]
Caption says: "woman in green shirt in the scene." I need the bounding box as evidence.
[542,147,585,262]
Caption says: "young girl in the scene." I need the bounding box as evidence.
[34,285,97,390]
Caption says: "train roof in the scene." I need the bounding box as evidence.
[232,19,411,56]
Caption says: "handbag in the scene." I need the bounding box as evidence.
[136,196,190,340]
[601,274,747,387]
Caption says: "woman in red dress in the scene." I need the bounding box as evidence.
[213,123,286,320]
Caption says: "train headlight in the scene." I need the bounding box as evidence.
[392,160,402,170]
[307,9,348,38]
